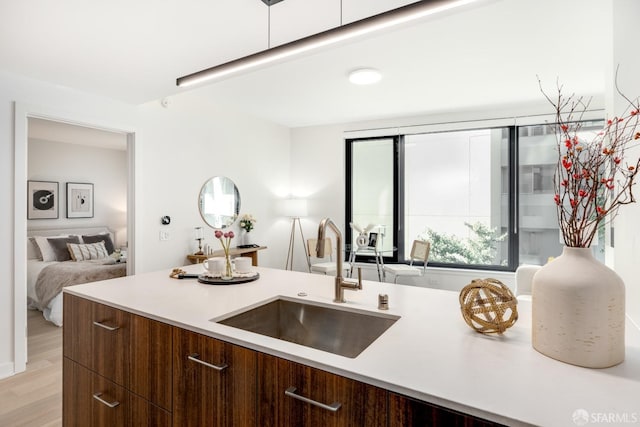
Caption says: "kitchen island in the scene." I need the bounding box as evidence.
[63,264,640,426]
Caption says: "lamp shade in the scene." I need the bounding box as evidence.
[281,198,308,218]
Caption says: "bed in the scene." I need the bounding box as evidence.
[27,226,127,326]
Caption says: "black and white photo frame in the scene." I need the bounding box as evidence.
[66,182,94,218]
[368,232,378,249]
[27,180,59,219]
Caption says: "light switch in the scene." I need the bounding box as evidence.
[159,230,170,241]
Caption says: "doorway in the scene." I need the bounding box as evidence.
[13,102,136,375]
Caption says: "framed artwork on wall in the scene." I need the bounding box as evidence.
[66,182,94,218]
[27,180,59,219]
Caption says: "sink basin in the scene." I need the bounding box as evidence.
[214,297,400,358]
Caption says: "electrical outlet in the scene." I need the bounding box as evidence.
[159,230,170,241]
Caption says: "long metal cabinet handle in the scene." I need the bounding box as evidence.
[92,392,120,408]
[92,321,119,331]
[284,386,342,412]
[187,353,228,371]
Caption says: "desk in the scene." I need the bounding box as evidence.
[187,246,267,266]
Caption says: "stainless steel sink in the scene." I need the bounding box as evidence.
[214,297,400,358]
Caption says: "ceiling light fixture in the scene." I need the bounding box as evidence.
[348,68,382,85]
[176,0,482,88]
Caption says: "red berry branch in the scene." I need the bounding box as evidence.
[538,75,640,247]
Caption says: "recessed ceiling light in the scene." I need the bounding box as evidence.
[348,68,382,85]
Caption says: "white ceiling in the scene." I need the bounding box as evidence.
[1,0,609,128]
[28,118,128,150]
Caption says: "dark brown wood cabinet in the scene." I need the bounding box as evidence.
[172,327,257,427]
[257,352,387,427]
[63,293,172,426]
[389,393,504,427]
[63,358,171,427]
[130,314,173,411]
[63,293,504,427]
[63,293,131,386]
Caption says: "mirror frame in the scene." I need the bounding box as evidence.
[198,176,241,229]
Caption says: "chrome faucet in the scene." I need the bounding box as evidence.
[317,218,362,303]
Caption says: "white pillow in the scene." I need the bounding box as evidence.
[67,241,109,261]
[27,238,40,260]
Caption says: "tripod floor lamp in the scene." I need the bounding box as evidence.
[283,198,310,271]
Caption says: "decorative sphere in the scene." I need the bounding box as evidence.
[459,278,518,334]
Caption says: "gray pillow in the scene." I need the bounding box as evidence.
[47,236,81,262]
[82,233,115,254]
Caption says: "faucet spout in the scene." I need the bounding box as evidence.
[317,218,362,303]
[317,218,343,277]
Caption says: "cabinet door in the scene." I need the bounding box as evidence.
[63,358,92,427]
[389,393,505,427]
[92,301,130,386]
[64,358,171,427]
[63,293,130,386]
[130,315,173,411]
[130,394,172,427]
[63,293,93,369]
[92,372,129,427]
[172,328,257,427]
[257,353,387,427]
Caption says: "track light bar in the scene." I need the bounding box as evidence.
[176,0,480,88]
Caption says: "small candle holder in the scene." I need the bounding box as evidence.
[194,227,204,255]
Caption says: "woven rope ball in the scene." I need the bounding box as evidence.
[459,278,518,334]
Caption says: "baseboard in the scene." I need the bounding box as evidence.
[0,361,15,380]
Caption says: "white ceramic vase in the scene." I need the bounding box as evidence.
[532,247,625,368]
[243,230,251,246]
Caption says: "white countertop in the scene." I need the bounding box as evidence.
[64,265,640,427]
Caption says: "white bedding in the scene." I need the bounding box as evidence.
[26,259,56,308]
[44,293,64,327]
[27,259,63,326]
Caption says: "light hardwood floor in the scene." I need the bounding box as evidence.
[0,309,62,427]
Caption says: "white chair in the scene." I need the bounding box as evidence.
[306,238,351,276]
[383,240,430,284]
[515,264,541,301]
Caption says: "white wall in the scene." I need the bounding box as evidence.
[611,0,640,328]
[27,139,128,246]
[1,71,293,379]
[134,92,292,273]
[289,124,347,272]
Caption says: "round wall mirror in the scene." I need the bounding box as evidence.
[198,176,241,229]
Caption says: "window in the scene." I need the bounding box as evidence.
[404,129,510,268]
[346,118,604,271]
[348,137,396,255]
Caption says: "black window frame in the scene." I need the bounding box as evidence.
[346,127,519,272]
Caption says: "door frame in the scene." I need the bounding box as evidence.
[13,102,136,374]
